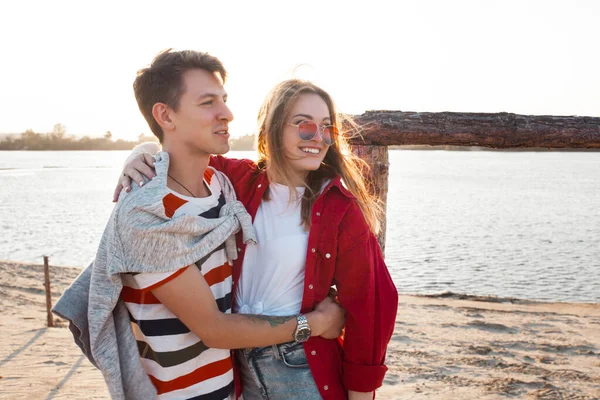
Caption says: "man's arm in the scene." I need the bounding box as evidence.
[152,264,344,349]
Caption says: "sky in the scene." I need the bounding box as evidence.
[1,0,598,140]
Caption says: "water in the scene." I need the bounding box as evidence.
[1,150,599,303]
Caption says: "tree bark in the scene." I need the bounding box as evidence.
[350,111,600,148]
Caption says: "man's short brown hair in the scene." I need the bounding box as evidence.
[133,49,227,142]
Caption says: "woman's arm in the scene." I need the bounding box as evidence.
[333,203,399,395]
[113,142,161,201]
[131,141,161,156]
[152,264,345,349]
[112,144,249,202]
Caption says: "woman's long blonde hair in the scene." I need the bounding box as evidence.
[256,79,383,234]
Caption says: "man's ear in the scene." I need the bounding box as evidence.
[152,103,176,131]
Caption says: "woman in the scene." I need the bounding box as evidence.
[119,80,398,399]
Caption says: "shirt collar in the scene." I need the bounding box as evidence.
[259,170,356,200]
[320,176,356,199]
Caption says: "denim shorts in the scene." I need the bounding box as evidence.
[236,341,322,400]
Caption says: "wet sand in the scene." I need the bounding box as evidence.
[1,260,599,399]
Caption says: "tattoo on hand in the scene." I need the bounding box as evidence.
[246,315,295,328]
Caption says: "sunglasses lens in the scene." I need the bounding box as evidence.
[296,121,337,146]
[298,121,317,141]
[322,125,338,145]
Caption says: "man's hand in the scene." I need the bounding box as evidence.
[113,152,157,202]
[310,296,346,339]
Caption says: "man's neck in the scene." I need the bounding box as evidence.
[162,143,211,198]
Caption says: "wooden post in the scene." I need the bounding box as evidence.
[43,256,54,327]
[348,110,600,257]
[350,144,389,253]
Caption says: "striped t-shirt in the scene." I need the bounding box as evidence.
[121,168,234,400]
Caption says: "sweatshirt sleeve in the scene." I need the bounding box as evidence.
[333,203,399,393]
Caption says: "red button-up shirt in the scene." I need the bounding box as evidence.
[210,155,398,399]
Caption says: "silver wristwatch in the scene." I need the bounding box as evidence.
[293,314,311,343]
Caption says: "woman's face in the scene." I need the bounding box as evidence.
[280,93,331,185]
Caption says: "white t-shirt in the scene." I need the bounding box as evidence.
[235,183,309,317]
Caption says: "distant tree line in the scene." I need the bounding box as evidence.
[0,124,157,150]
[228,134,256,151]
[0,124,257,151]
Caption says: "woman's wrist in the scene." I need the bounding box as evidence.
[132,142,160,156]
[125,142,159,165]
[304,311,323,337]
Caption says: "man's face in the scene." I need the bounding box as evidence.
[168,69,233,156]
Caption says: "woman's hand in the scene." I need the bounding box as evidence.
[348,390,374,400]
[310,296,346,339]
[112,152,157,202]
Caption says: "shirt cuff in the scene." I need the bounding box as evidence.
[343,361,388,392]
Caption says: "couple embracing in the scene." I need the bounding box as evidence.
[55,49,398,400]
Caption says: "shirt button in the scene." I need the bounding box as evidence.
[325,253,331,259]
[324,385,329,391]
[237,248,241,252]
[308,284,314,290]
[311,350,316,355]
[311,248,316,253]
[316,212,321,217]
[257,184,262,188]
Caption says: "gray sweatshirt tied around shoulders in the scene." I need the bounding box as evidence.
[53,151,256,400]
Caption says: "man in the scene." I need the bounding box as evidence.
[54,49,343,400]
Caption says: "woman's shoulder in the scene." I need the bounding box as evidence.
[209,155,259,176]
[320,176,357,204]
[319,179,367,227]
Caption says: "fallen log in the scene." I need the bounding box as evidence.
[350,111,600,149]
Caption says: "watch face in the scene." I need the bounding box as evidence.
[296,327,311,342]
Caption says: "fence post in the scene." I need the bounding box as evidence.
[43,256,54,327]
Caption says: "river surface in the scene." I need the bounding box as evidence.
[1,150,598,302]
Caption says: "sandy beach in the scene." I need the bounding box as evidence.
[1,260,599,399]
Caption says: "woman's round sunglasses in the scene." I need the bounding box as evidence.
[287,121,338,146]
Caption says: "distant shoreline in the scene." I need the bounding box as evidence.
[0,132,255,151]
[2,146,599,152]
[418,291,600,305]
[3,259,597,305]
